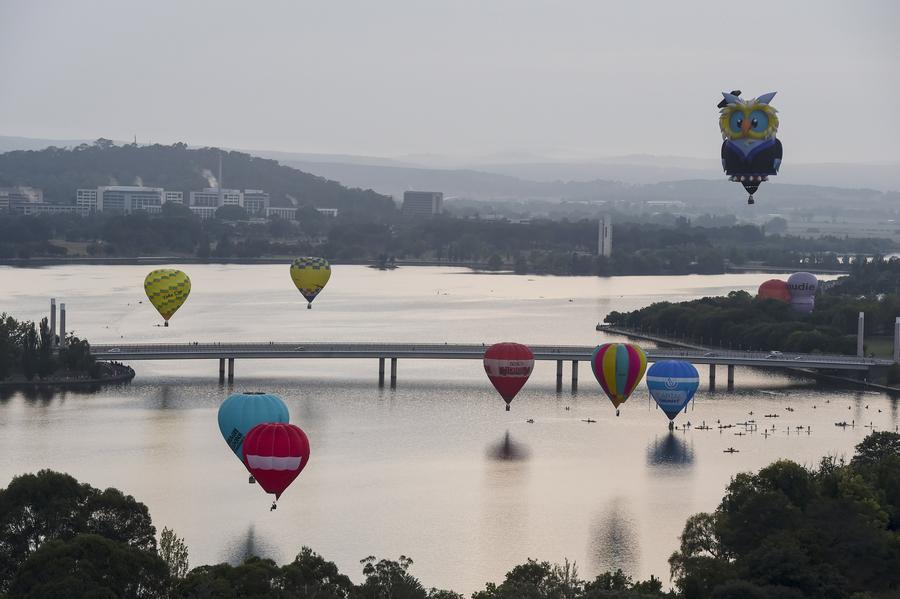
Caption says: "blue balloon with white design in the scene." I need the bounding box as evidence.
[646,361,700,422]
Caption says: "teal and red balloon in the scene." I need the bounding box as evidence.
[218,392,289,462]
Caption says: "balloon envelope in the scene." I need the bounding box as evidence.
[591,343,647,409]
[243,423,310,499]
[290,257,331,307]
[757,279,791,303]
[646,361,700,421]
[483,342,534,410]
[788,272,818,313]
[144,269,191,322]
[218,392,289,461]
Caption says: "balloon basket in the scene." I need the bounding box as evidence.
[668,421,674,431]
[505,404,510,412]
[616,409,620,417]
[164,321,169,327]
[270,501,278,511]
[747,195,755,205]
[307,303,312,310]
[248,475,256,484]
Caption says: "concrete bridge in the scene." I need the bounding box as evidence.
[90,341,893,390]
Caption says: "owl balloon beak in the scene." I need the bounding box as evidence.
[741,119,751,135]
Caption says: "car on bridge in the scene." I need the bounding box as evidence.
[765,351,784,359]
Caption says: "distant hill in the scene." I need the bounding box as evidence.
[283,159,898,213]
[0,141,396,219]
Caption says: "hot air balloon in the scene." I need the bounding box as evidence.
[646,361,700,429]
[290,257,331,309]
[144,269,191,326]
[717,90,783,204]
[757,279,791,303]
[243,422,310,509]
[591,343,647,416]
[787,272,818,314]
[218,392,290,463]
[483,342,534,411]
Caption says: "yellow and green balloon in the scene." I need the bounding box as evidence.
[290,257,331,309]
[144,269,191,326]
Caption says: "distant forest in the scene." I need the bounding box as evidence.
[0,140,396,219]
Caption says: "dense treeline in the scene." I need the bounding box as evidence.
[0,140,396,219]
[0,314,95,381]
[605,257,900,355]
[2,207,895,277]
[1,433,897,598]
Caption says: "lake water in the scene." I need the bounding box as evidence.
[0,265,896,593]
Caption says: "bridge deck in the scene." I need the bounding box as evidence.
[89,342,891,371]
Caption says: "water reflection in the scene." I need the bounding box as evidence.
[590,497,639,576]
[485,431,530,462]
[646,433,694,471]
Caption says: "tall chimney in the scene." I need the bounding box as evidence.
[59,303,67,349]
[50,298,57,347]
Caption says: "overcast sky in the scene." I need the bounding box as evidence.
[1,1,898,163]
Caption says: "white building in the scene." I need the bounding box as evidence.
[1,187,43,211]
[316,208,339,218]
[94,186,166,214]
[243,190,270,215]
[190,188,243,208]
[165,191,184,204]
[265,206,297,220]
[189,206,218,220]
[76,189,98,212]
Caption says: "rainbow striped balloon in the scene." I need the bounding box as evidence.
[591,343,648,413]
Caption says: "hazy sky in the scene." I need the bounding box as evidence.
[2,1,898,163]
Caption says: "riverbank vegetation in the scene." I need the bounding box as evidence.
[0,313,98,382]
[1,433,897,598]
[605,257,900,357]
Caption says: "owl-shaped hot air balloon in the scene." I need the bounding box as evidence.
[718,90,783,205]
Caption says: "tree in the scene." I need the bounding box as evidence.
[8,534,169,599]
[0,470,156,590]
[354,555,427,599]
[36,317,54,379]
[20,321,37,380]
[851,431,900,468]
[216,205,248,221]
[178,557,280,598]
[159,527,190,579]
[280,547,354,598]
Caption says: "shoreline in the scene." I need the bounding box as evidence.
[0,362,135,390]
[0,256,851,276]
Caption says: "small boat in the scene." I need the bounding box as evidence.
[582,418,597,423]
[696,425,711,430]
[834,421,849,427]
[526,419,535,424]
[723,447,739,453]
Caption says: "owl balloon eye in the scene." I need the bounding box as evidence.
[728,111,744,134]
[749,110,769,132]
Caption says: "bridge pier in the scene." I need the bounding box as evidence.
[390,358,397,388]
[727,365,734,391]
[218,358,225,383]
[709,364,716,391]
[556,360,563,392]
[571,360,578,392]
[227,358,235,383]
[378,357,385,387]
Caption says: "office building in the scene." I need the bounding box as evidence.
[243,190,270,215]
[1,187,43,211]
[165,191,184,204]
[265,206,297,220]
[316,208,339,218]
[402,191,443,218]
[76,189,98,212]
[190,188,243,208]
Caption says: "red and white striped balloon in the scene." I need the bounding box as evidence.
[242,422,311,500]
[483,342,534,411]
